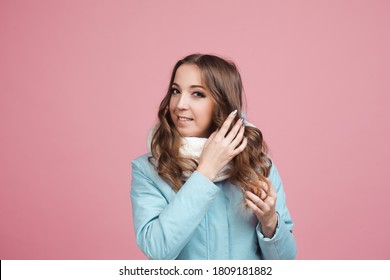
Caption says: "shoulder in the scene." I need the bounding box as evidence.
[131,153,176,199]
[131,153,156,175]
[132,153,152,166]
[131,153,166,186]
[267,158,284,190]
[268,159,279,178]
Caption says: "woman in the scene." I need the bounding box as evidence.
[131,54,296,260]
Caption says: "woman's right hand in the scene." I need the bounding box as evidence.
[196,110,248,181]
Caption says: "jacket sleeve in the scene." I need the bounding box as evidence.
[130,160,221,260]
[256,163,297,259]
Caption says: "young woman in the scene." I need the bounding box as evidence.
[130,54,297,260]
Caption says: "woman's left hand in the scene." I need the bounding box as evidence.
[245,179,278,238]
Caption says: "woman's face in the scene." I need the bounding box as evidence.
[169,64,215,137]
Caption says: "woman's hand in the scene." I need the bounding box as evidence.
[196,110,247,181]
[245,179,278,238]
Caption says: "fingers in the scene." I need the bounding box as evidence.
[229,121,245,147]
[214,110,246,151]
[264,179,277,198]
[246,189,278,237]
[245,197,264,216]
[260,188,267,200]
[246,191,266,210]
[225,117,244,143]
[231,135,247,158]
[204,130,218,146]
[215,110,237,140]
[205,110,247,167]
[245,189,276,212]
[259,181,269,197]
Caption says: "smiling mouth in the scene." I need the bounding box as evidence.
[177,116,193,121]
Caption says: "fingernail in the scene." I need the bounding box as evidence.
[231,109,237,116]
[240,118,246,127]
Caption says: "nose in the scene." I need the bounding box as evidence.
[176,92,190,110]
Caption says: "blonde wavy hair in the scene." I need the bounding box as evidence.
[149,54,272,197]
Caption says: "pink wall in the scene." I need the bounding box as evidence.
[1,0,389,259]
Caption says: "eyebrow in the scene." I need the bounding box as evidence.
[172,82,205,89]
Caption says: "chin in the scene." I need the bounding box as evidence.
[180,132,196,137]
[177,129,201,137]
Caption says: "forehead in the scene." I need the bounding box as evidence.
[173,64,203,85]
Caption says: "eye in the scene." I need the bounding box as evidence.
[170,88,180,95]
[193,91,205,98]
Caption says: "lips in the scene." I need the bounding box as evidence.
[177,116,193,121]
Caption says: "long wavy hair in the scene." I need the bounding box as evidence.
[149,53,272,197]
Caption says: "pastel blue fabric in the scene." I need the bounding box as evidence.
[130,153,297,260]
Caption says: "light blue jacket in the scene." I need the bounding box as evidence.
[130,153,297,260]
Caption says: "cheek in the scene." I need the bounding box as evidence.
[198,102,214,125]
[168,98,175,113]
[206,102,215,120]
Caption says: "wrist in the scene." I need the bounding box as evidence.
[260,213,278,238]
[196,165,216,181]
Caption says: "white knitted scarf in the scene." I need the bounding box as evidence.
[146,127,233,182]
[146,120,256,182]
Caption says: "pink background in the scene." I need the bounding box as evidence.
[1,0,389,259]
